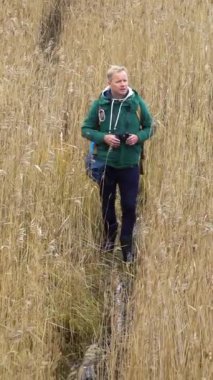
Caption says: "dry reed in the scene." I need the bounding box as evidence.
[0,0,212,379]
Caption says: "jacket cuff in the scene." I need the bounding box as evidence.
[95,132,106,144]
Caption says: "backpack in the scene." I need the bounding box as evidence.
[85,104,145,183]
[84,141,105,184]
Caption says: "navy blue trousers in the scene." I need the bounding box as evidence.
[100,165,140,242]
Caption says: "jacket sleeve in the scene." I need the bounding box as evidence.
[137,98,154,143]
[81,100,106,144]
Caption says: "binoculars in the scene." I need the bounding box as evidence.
[115,133,130,142]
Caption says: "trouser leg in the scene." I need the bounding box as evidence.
[118,166,140,261]
[100,166,118,251]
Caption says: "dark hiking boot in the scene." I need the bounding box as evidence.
[101,223,118,254]
[101,238,115,253]
[120,237,134,263]
[125,250,134,263]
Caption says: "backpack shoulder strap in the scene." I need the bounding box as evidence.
[136,104,142,122]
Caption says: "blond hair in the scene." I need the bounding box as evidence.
[107,65,128,82]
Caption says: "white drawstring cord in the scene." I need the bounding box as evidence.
[109,99,124,133]
[109,99,114,133]
[114,101,123,131]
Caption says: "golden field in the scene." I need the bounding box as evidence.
[0,0,212,379]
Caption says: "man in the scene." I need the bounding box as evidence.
[82,65,153,262]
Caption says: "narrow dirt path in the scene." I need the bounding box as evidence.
[72,260,135,380]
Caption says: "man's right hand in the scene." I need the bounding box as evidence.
[104,134,120,148]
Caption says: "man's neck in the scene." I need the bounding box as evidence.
[111,90,129,99]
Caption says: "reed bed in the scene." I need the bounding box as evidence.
[0,0,212,379]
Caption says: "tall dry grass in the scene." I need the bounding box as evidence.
[0,0,212,379]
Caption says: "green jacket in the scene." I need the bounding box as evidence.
[82,87,153,168]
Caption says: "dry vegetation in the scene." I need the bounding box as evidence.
[0,0,212,379]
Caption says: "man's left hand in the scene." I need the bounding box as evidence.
[126,134,139,145]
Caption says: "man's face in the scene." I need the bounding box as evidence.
[109,70,128,98]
